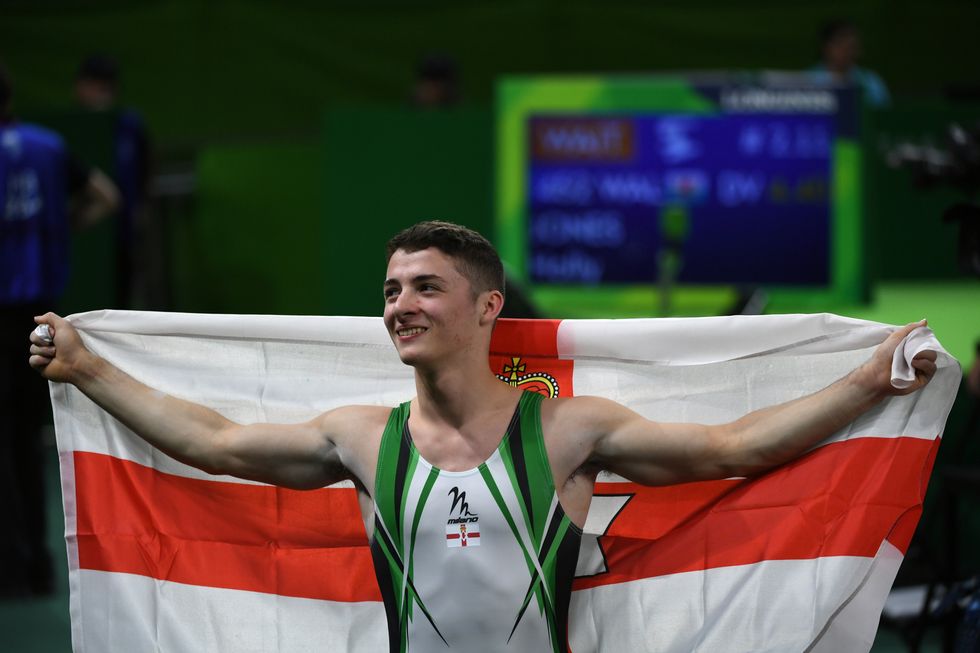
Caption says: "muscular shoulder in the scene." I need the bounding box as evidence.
[317,404,391,437]
[542,395,633,439]
[540,395,636,473]
[315,404,393,492]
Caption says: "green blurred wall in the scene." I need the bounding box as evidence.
[24,104,980,320]
[3,1,979,153]
[174,142,322,314]
[6,1,978,317]
[178,108,491,318]
[321,107,492,316]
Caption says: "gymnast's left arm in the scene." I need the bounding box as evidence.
[559,320,937,487]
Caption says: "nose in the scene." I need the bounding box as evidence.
[390,288,418,317]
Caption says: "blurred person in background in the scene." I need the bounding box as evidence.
[1,61,119,597]
[810,18,891,108]
[74,53,151,309]
[411,53,461,109]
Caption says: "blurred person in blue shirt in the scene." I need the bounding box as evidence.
[1,61,118,597]
[810,19,891,108]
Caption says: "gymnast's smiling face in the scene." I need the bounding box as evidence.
[382,247,501,369]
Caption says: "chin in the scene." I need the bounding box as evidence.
[397,351,418,366]
[394,345,427,367]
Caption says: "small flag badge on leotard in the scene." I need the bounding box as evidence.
[446,521,480,548]
[446,487,481,548]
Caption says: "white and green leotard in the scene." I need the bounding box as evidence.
[370,391,582,653]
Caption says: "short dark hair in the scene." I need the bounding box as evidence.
[386,221,505,296]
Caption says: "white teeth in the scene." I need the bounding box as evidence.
[398,327,426,336]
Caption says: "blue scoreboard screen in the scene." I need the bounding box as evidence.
[528,113,834,285]
[497,75,864,316]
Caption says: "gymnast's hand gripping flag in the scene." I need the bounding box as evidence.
[50,311,959,652]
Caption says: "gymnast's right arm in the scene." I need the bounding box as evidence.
[28,312,357,490]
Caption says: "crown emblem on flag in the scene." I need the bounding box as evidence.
[495,357,560,398]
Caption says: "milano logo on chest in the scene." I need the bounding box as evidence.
[445,487,480,548]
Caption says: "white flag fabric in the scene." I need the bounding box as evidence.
[50,310,960,653]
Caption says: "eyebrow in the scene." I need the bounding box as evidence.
[383,274,446,287]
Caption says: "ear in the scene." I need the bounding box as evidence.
[478,290,505,326]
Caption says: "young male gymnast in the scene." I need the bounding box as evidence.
[29,221,936,652]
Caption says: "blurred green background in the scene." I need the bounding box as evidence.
[3,1,978,334]
[2,2,979,651]
[4,0,979,146]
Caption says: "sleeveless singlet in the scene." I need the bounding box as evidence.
[371,391,582,653]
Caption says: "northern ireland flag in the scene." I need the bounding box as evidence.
[50,311,960,652]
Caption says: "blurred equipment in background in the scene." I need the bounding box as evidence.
[886,122,980,278]
[1,61,119,598]
[884,121,980,652]
[75,53,151,308]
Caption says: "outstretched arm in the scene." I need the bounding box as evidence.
[29,313,357,490]
[574,321,937,486]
